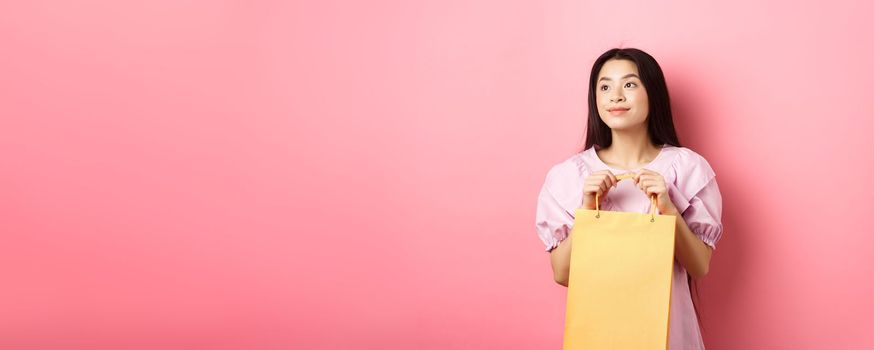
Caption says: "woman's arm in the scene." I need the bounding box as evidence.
[550,234,572,287]
[664,207,713,278]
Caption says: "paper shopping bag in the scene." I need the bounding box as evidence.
[563,187,677,350]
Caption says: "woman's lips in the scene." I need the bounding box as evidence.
[609,108,630,116]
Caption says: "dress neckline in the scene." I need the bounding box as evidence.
[590,144,670,173]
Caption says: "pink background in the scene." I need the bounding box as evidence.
[1,1,872,349]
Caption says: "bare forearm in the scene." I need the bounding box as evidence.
[665,209,712,278]
[550,235,572,287]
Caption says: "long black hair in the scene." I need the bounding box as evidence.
[583,48,681,151]
[581,47,707,336]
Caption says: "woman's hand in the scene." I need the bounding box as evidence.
[632,168,679,215]
[581,170,618,210]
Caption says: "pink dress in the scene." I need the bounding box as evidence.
[535,144,724,350]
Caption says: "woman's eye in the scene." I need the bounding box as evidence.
[599,85,609,91]
[624,82,637,88]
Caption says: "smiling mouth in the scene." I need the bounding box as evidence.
[608,108,630,115]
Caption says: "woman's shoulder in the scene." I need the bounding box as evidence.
[663,145,718,202]
[664,145,716,177]
[546,151,587,178]
[542,151,589,192]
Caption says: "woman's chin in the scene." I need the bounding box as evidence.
[605,121,645,130]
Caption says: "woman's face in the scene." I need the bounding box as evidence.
[595,59,649,131]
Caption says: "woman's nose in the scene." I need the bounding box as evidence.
[610,94,625,103]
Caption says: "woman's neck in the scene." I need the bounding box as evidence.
[597,127,661,170]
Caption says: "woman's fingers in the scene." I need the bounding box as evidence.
[633,168,658,183]
[637,178,655,190]
[582,171,620,203]
[607,171,618,188]
[587,182,606,196]
[584,181,609,196]
[595,170,616,184]
[585,184,603,196]
[582,171,619,209]
[638,179,667,197]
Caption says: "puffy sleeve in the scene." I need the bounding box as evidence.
[683,177,724,249]
[535,164,577,253]
[669,150,724,249]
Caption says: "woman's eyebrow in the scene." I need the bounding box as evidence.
[598,73,640,82]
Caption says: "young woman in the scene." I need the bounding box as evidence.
[535,48,724,350]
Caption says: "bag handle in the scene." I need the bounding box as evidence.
[595,173,659,222]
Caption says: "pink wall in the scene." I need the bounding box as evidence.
[1,0,872,349]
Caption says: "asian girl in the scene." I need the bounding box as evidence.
[535,47,724,349]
